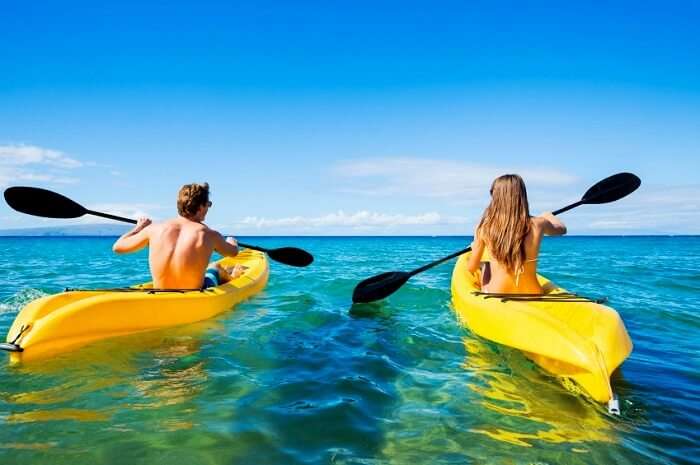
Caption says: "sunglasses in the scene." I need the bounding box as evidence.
[207,200,212,207]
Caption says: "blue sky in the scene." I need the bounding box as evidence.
[1,1,698,235]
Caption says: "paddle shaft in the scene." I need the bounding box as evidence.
[84,207,307,261]
[351,172,640,303]
[4,186,315,267]
[409,246,472,276]
[552,174,637,216]
[551,200,582,216]
[405,198,582,277]
[84,209,265,252]
[87,210,138,224]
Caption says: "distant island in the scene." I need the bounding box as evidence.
[0,224,130,236]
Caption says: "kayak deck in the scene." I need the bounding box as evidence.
[4,250,268,364]
[451,252,632,404]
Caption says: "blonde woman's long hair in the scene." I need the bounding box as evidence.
[476,174,532,275]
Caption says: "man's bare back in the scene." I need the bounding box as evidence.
[112,183,239,289]
[148,217,220,288]
[113,216,239,288]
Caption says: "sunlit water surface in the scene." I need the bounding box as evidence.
[1,236,698,464]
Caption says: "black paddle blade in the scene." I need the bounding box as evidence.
[352,271,411,304]
[581,172,641,205]
[266,247,314,267]
[4,186,87,219]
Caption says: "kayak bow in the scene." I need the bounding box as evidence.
[3,250,268,364]
[451,252,632,409]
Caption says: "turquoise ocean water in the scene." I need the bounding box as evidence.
[0,236,698,464]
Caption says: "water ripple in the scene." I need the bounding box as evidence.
[0,236,698,464]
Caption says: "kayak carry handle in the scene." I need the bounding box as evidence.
[1,324,30,353]
[0,342,23,352]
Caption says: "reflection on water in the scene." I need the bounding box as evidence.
[1,236,699,464]
[130,346,207,412]
[463,338,614,447]
[2,319,217,437]
[8,408,109,423]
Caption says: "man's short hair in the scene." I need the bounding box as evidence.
[177,182,210,219]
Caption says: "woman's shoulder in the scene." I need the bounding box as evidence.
[529,213,567,236]
[531,214,555,225]
[529,216,548,234]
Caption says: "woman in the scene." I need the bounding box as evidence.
[466,174,567,294]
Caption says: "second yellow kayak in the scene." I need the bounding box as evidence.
[3,249,268,364]
[451,252,632,405]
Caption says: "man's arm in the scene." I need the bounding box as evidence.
[113,217,152,254]
[213,232,239,257]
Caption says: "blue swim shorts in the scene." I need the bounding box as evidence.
[202,267,220,289]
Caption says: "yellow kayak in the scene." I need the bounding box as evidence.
[451,252,632,406]
[3,249,268,364]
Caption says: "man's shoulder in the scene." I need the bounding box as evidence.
[156,218,182,231]
[157,217,207,235]
[157,218,176,227]
[187,221,222,240]
[169,217,204,229]
[203,227,224,240]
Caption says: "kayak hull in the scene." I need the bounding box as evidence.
[451,252,632,403]
[5,250,268,364]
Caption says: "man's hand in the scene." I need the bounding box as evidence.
[113,217,151,254]
[214,235,239,257]
[135,217,152,232]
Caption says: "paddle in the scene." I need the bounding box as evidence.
[3,186,314,267]
[351,172,641,304]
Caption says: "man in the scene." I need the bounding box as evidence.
[113,182,243,289]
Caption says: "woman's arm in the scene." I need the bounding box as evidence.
[537,212,567,236]
[466,228,486,273]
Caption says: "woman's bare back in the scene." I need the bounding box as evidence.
[468,214,566,294]
[481,219,544,293]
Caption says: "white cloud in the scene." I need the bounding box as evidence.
[327,158,700,234]
[0,144,82,168]
[0,144,85,188]
[235,210,469,230]
[0,168,80,187]
[333,158,576,199]
[573,185,700,234]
